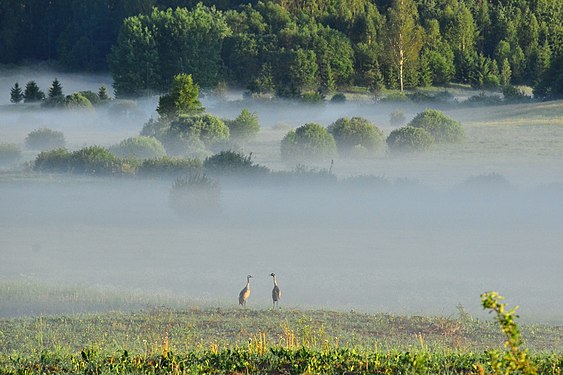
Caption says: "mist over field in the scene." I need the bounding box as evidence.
[1,71,563,322]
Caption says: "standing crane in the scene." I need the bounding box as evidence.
[239,275,253,306]
[270,273,281,308]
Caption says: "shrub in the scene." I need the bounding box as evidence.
[502,85,531,102]
[389,110,407,126]
[203,150,269,176]
[408,109,464,143]
[327,117,385,156]
[137,157,202,177]
[65,93,93,110]
[460,173,511,191]
[169,114,229,149]
[69,146,120,175]
[109,136,166,160]
[280,123,337,163]
[0,144,22,167]
[381,92,409,102]
[462,92,502,106]
[169,171,221,217]
[25,128,66,151]
[224,109,260,145]
[34,148,72,172]
[78,91,101,106]
[386,126,433,153]
[330,93,346,103]
[300,91,324,104]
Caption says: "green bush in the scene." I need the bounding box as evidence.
[137,157,202,177]
[169,114,229,149]
[109,136,166,160]
[169,172,221,217]
[224,109,260,145]
[386,126,434,153]
[408,109,464,143]
[34,148,72,172]
[69,146,120,175]
[327,117,385,156]
[25,128,66,151]
[203,150,269,176]
[78,91,101,106]
[381,92,410,102]
[462,92,502,106]
[35,146,121,175]
[300,91,324,104]
[502,85,531,102]
[330,93,346,103]
[280,123,337,163]
[0,144,23,167]
[65,93,94,110]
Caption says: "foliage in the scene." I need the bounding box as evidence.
[78,91,101,106]
[327,117,385,156]
[109,136,166,160]
[65,93,94,110]
[0,144,22,167]
[330,93,346,103]
[203,151,269,176]
[23,81,45,103]
[10,82,23,103]
[33,146,121,175]
[300,91,324,104]
[502,86,531,103]
[169,114,229,150]
[97,86,110,101]
[48,78,63,98]
[280,123,337,163]
[386,126,433,153]
[169,171,221,217]
[408,109,464,143]
[224,109,260,145]
[25,128,66,151]
[157,73,203,120]
[481,292,537,375]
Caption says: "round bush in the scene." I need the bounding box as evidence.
[408,109,463,143]
[109,136,166,160]
[65,93,94,110]
[69,146,120,175]
[224,109,260,144]
[280,123,337,163]
[25,128,66,151]
[137,157,202,177]
[0,144,22,167]
[327,117,385,156]
[386,126,434,153]
[204,150,269,176]
[330,93,346,103]
[34,148,72,172]
[169,114,229,149]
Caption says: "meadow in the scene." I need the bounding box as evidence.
[1,81,563,372]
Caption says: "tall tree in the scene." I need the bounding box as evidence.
[23,81,45,103]
[48,78,63,98]
[385,0,423,92]
[10,82,24,103]
[157,73,203,120]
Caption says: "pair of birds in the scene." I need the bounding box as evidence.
[239,273,281,308]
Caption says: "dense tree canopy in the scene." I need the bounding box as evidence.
[1,0,561,97]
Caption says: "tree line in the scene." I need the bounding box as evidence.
[1,0,561,98]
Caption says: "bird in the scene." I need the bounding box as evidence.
[270,273,281,308]
[238,275,253,306]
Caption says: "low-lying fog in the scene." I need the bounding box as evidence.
[1,69,562,322]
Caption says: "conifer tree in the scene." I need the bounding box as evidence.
[48,78,63,98]
[10,82,24,103]
[23,81,45,103]
[98,86,109,101]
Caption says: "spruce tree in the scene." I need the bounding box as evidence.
[23,81,45,103]
[98,86,109,101]
[10,82,24,103]
[48,78,63,98]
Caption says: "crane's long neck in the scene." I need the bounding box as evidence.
[246,277,251,288]
[272,275,278,286]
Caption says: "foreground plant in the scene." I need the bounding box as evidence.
[480,291,537,375]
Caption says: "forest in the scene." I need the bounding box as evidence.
[1,0,561,99]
